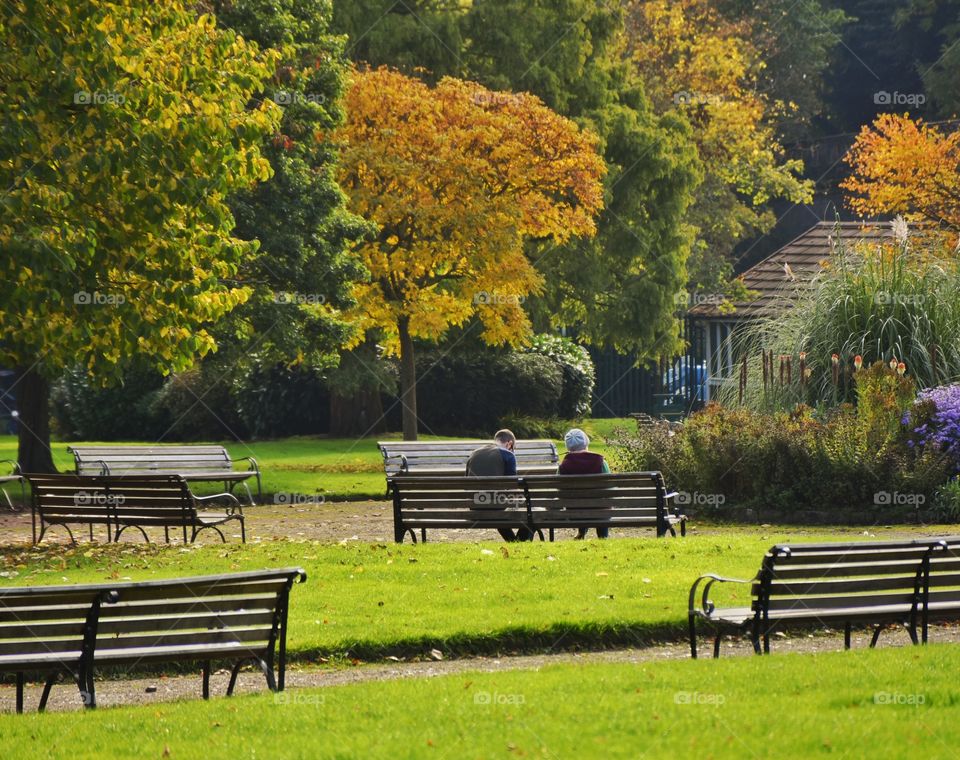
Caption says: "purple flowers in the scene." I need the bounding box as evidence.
[906,385,960,466]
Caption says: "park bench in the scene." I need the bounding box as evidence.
[0,459,25,533]
[67,444,261,504]
[388,471,684,543]
[687,536,960,659]
[378,440,559,481]
[525,472,684,540]
[25,473,246,545]
[0,568,305,713]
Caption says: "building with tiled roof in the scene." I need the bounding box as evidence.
[686,221,892,401]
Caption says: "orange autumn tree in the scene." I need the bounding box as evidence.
[338,67,605,439]
[843,114,960,231]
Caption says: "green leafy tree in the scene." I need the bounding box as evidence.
[211,0,370,377]
[461,0,701,357]
[0,0,279,470]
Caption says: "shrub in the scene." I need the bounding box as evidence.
[233,363,330,438]
[905,383,960,471]
[149,367,249,441]
[496,414,570,440]
[523,334,595,418]
[414,350,563,436]
[50,366,167,441]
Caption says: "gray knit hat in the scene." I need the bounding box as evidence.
[564,428,589,452]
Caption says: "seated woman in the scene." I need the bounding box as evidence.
[558,428,610,539]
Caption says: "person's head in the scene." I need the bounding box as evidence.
[494,429,516,451]
[564,428,589,453]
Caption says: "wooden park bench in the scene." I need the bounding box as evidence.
[25,473,246,545]
[687,536,960,659]
[525,472,685,540]
[67,444,261,504]
[378,440,559,481]
[0,568,305,712]
[389,471,685,543]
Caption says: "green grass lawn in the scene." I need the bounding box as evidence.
[0,418,633,502]
[3,644,957,758]
[1,531,840,660]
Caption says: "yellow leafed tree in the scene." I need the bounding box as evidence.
[337,67,606,439]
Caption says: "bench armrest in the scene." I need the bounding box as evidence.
[0,459,21,477]
[195,491,244,516]
[234,456,260,475]
[688,573,755,617]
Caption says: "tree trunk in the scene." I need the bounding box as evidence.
[16,366,57,473]
[397,317,418,441]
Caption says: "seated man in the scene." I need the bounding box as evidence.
[559,428,611,539]
[466,429,532,542]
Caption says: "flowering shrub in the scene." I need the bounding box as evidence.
[612,369,955,516]
[906,384,960,470]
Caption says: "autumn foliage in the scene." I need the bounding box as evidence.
[843,114,960,231]
[337,67,605,438]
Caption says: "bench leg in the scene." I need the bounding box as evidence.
[257,658,277,692]
[688,615,698,659]
[420,528,427,544]
[227,661,243,697]
[713,632,722,659]
[844,622,852,649]
[16,672,23,714]
[870,625,884,648]
[202,661,211,700]
[38,672,61,712]
[164,526,170,544]
[240,516,246,544]
[906,623,919,646]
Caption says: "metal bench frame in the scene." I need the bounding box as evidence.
[389,471,685,543]
[67,445,261,504]
[25,473,245,545]
[378,440,560,479]
[1,568,305,713]
[688,537,960,658]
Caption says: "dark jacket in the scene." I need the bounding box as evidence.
[466,444,517,476]
[558,451,609,475]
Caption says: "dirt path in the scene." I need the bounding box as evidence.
[8,623,960,714]
[0,501,953,545]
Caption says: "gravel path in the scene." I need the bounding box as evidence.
[3,501,959,714]
[9,624,960,714]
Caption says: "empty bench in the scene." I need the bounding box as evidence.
[389,472,685,543]
[68,444,261,503]
[378,440,559,479]
[688,537,960,658]
[25,473,245,544]
[0,568,305,712]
